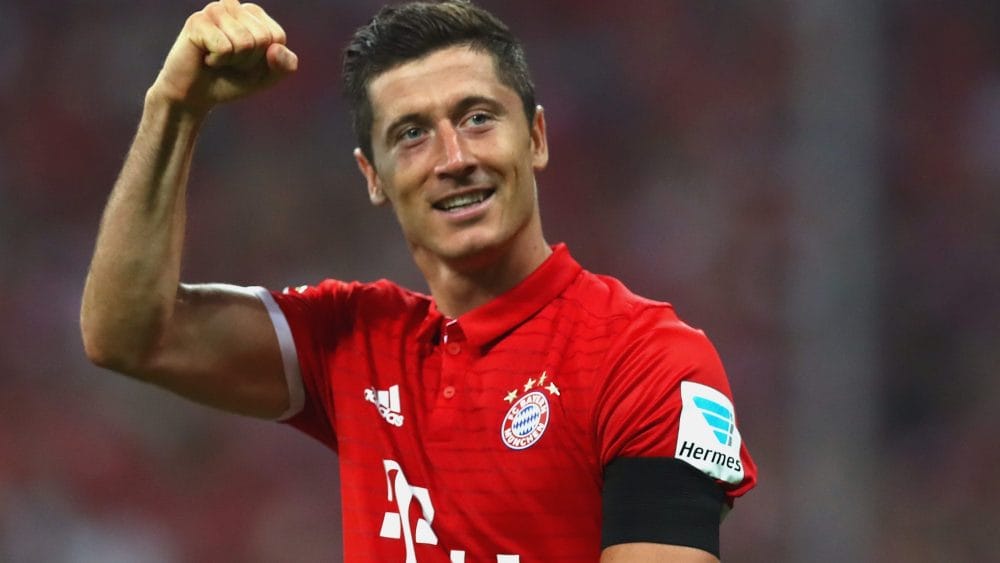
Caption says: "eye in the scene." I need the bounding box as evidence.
[400,127,424,141]
[466,112,493,127]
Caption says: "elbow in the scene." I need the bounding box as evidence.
[79,282,172,375]
[80,311,105,366]
[82,340,119,371]
[81,325,129,372]
[80,314,149,374]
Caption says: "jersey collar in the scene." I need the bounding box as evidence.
[451,243,581,348]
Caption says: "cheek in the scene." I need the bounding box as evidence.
[387,151,434,201]
[485,137,527,177]
[506,142,535,192]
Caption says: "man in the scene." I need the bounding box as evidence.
[81,0,756,561]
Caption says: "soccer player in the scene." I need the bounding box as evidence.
[80,1,757,561]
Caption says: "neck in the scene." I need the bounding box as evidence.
[415,227,551,318]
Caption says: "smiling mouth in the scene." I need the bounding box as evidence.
[433,189,496,212]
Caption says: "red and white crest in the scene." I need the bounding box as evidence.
[501,391,550,450]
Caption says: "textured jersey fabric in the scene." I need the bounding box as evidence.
[254,243,757,561]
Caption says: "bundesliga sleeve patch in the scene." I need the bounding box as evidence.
[674,381,745,485]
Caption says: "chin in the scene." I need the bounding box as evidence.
[435,230,510,264]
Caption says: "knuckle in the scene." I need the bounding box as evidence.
[212,39,232,55]
[240,20,266,43]
[255,25,275,45]
[243,3,268,18]
[254,31,274,48]
[204,4,223,21]
[243,4,284,39]
[232,39,253,52]
[236,29,257,49]
[186,12,205,28]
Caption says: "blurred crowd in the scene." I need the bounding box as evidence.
[0,0,997,561]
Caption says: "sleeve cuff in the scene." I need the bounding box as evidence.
[249,286,306,421]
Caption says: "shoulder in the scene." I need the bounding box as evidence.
[566,269,703,339]
[271,278,432,330]
[280,278,428,307]
[550,267,722,391]
[562,269,721,377]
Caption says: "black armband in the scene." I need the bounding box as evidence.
[602,456,725,557]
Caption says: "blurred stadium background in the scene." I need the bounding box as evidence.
[1,0,997,561]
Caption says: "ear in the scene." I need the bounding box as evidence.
[530,105,549,171]
[354,148,388,206]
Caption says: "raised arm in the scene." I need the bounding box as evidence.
[80,0,299,418]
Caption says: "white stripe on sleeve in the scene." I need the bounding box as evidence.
[249,286,306,420]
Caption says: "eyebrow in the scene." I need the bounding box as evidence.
[450,95,506,122]
[383,112,429,146]
[382,95,508,146]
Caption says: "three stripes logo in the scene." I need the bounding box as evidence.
[675,381,745,484]
[365,384,405,427]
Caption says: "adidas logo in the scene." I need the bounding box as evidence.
[365,385,404,427]
[693,395,735,446]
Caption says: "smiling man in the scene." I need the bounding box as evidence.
[81,1,756,561]
[354,44,551,314]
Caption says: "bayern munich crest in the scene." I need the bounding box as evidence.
[500,371,559,450]
[501,391,550,450]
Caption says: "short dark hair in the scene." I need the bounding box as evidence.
[343,0,536,163]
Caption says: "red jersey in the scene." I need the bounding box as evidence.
[253,244,756,562]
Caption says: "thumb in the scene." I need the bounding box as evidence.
[266,43,299,75]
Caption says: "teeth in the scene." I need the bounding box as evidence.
[438,191,488,210]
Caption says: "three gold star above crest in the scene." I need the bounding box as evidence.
[504,371,559,403]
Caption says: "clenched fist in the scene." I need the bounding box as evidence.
[149,0,297,114]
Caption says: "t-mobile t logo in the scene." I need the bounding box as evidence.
[378,460,520,562]
[380,459,437,562]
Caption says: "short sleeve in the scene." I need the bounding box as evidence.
[253,280,360,450]
[594,306,757,503]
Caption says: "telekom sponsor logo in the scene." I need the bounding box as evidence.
[379,460,521,562]
[379,460,436,563]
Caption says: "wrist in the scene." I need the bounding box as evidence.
[144,81,212,124]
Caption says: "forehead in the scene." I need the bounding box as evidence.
[367,45,513,125]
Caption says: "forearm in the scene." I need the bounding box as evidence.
[81,91,206,372]
[601,543,719,562]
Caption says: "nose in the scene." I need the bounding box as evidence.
[433,122,476,179]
